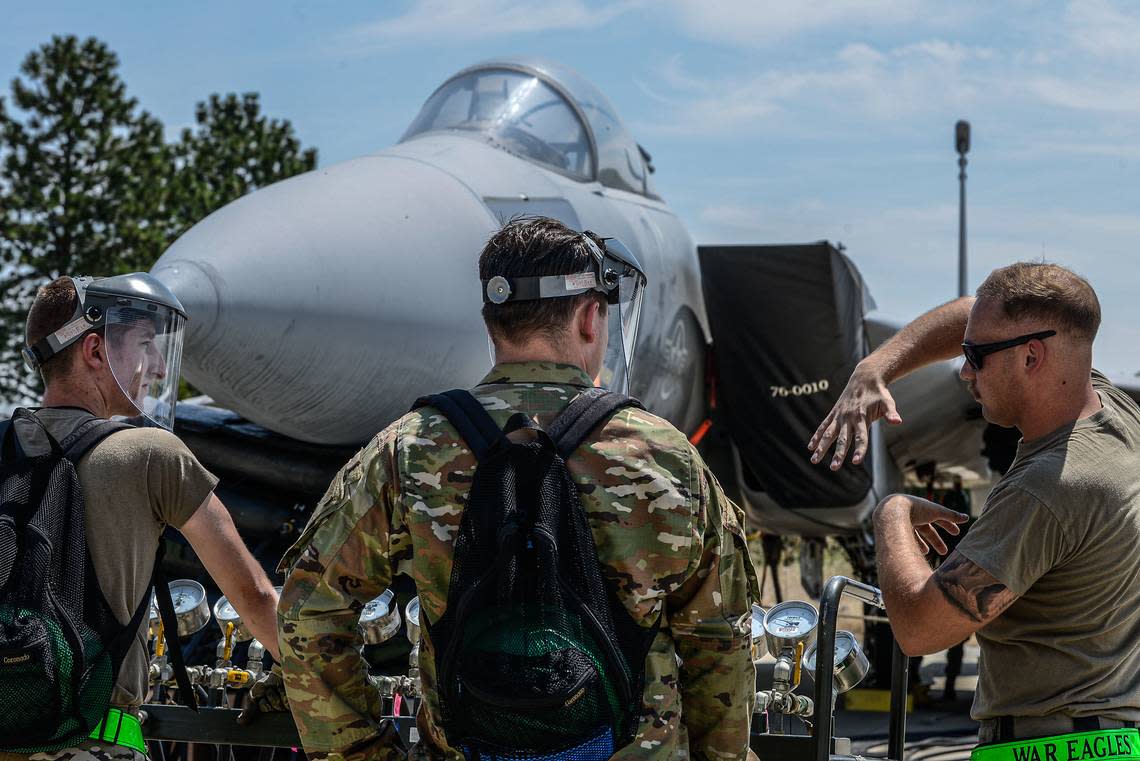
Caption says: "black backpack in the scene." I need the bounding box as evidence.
[0,408,195,752]
[412,388,660,761]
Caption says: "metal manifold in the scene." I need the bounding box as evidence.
[142,584,422,748]
[749,575,910,761]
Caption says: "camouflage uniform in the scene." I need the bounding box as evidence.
[278,361,760,761]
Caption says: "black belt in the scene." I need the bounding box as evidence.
[989,716,1139,743]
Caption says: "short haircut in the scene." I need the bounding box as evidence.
[976,262,1100,342]
[25,276,98,382]
[479,217,606,346]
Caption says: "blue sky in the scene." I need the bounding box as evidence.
[5,0,1140,375]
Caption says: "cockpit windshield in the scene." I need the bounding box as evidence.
[401,69,595,180]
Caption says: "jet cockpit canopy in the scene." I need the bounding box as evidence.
[401,58,657,198]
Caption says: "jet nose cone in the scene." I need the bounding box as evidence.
[151,154,498,444]
[151,259,220,342]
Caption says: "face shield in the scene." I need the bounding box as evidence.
[482,232,647,394]
[23,273,189,430]
[592,238,645,394]
[103,304,185,430]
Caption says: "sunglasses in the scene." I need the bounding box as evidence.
[961,330,1056,371]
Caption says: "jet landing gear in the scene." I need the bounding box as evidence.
[750,575,910,761]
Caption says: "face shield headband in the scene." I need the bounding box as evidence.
[482,233,647,393]
[22,276,99,373]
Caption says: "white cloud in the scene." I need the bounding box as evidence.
[893,39,995,64]
[1011,139,1140,162]
[342,0,646,49]
[1028,77,1140,114]
[635,40,997,138]
[1064,0,1140,60]
[666,0,943,46]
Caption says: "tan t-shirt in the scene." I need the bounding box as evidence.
[956,372,1140,721]
[36,410,218,708]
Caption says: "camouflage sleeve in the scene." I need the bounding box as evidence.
[667,448,759,761]
[277,424,407,760]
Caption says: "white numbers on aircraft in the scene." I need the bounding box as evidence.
[769,380,830,398]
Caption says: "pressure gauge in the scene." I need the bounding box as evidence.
[360,589,402,645]
[763,600,818,654]
[802,630,870,694]
[164,580,210,637]
[213,595,253,642]
[406,597,421,645]
[750,604,767,662]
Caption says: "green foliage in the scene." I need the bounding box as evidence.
[171,93,317,230]
[0,36,174,399]
[0,36,318,402]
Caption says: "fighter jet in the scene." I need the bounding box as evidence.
[152,58,998,583]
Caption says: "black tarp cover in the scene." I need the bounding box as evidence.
[699,243,874,509]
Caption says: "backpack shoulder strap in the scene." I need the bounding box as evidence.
[149,540,198,711]
[411,389,505,462]
[547,388,645,461]
[58,418,132,464]
[0,419,14,462]
[0,408,62,462]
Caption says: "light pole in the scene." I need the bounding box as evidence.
[956,120,970,298]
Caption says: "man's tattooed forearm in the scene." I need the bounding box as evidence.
[932,553,1016,623]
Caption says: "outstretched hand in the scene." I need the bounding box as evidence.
[875,495,968,556]
[808,365,903,470]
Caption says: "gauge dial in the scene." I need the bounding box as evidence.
[361,589,394,622]
[751,604,766,642]
[763,601,818,642]
[169,580,206,615]
[802,630,869,694]
[803,630,856,674]
[406,597,421,645]
[213,595,253,642]
[360,589,402,645]
[160,580,210,637]
[214,596,239,622]
[750,604,767,661]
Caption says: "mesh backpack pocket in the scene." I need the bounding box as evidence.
[453,603,618,748]
[0,605,65,730]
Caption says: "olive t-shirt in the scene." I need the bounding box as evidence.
[36,410,218,709]
[956,372,1140,721]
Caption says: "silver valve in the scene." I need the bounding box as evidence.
[406,597,422,682]
[756,689,815,720]
[149,654,173,685]
[215,638,231,668]
[247,639,266,679]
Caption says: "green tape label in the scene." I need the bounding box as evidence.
[973,730,1140,761]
